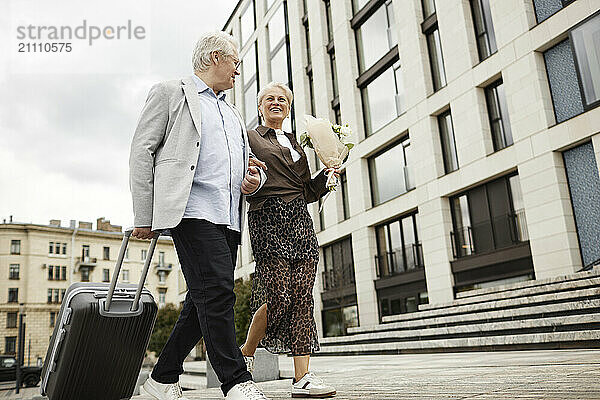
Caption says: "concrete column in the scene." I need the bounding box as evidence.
[352,227,379,327]
[519,151,582,278]
[419,197,455,304]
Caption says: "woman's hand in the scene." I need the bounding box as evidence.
[249,157,267,171]
[325,167,340,179]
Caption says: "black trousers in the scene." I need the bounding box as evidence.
[151,219,251,396]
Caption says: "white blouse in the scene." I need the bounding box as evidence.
[275,129,301,162]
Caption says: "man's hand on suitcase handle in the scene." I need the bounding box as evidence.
[132,227,155,240]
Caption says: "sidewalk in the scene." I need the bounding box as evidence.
[135,349,600,399]
[3,349,599,399]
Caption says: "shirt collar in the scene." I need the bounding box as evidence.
[256,125,274,137]
[192,74,226,101]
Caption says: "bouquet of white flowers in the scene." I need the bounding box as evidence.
[299,115,354,210]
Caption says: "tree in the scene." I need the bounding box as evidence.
[234,278,253,346]
[148,303,181,357]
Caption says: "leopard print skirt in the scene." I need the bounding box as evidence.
[247,196,320,355]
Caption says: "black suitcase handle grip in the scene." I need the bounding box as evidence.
[105,229,160,312]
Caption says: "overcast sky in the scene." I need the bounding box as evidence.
[0,0,239,229]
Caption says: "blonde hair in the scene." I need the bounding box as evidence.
[192,31,239,73]
[257,82,294,107]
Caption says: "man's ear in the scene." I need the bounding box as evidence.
[212,51,219,65]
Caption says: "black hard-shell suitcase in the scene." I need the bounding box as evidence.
[41,230,159,400]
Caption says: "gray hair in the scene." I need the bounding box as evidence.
[257,82,294,107]
[192,31,239,73]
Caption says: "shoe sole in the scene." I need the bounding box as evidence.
[291,391,336,398]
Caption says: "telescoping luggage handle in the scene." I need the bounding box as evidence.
[105,228,159,312]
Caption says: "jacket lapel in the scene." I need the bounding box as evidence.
[181,77,202,138]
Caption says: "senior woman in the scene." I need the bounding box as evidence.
[240,82,337,399]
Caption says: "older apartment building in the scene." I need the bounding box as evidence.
[0,218,181,363]
[224,0,600,339]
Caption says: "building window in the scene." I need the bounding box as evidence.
[158,289,167,307]
[268,3,291,91]
[242,41,260,129]
[81,244,90,261]
[380,292,428,317]
[303,0,316,117]
[368,136,414,206]
[103,246,110,260]
[102,269,110,283]
[61,289,65,302]
[450,173,529,259]
[62,243,67,254]
[324,0,339,125]
[421,2,446,92]
[318,197,325,231]
[375,213,423,277]
[563,141,600,269]
[570,12,600,109]
[355,0,397,73]
[470,0,497,62]
[141,249,147,261]
[9,264,19,280]
[80,267,90,282]
[438,110,459,174]
[354,0,404,135]
[422,0,436,19]
[544,13,600,124]
[533,0,575,23]
[322,305,359,337]
[10,240,20,255]
[61,266,67,280]
[122,269,130,282]
[340,172,349,220]
[6,312,17,329]
[158,251,165,267]
[322,237,355,292]
[158,271,167,283]
[50,312,56,327]
[240,0,256,46]
[48,265,54,280]
[360,61,405,134]
[8,288,18,303]
[47,289,62,304]
[5,337,16,354]
[485,79,513,151]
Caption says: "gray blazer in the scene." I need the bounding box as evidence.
[129,76,259,233]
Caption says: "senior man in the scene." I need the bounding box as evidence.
[130,31,268,400]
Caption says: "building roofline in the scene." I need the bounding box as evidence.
[0,223,173,243]
[223,0,244,32]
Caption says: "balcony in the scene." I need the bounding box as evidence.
[450,210,529,259]
[75,256,97,269]
[374,243,424,279]
[155,263,173,273]
[322,264,356,292]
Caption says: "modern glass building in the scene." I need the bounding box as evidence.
[224,0,600,337]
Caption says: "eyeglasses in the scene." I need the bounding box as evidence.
[220,52,240,70]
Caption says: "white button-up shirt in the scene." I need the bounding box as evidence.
[182,75,246,232]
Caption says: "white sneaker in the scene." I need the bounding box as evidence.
[140,376,190,400]
[226,381,269,400]
[291,372,336,398]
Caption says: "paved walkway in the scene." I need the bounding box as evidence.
[3,349,599,399]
